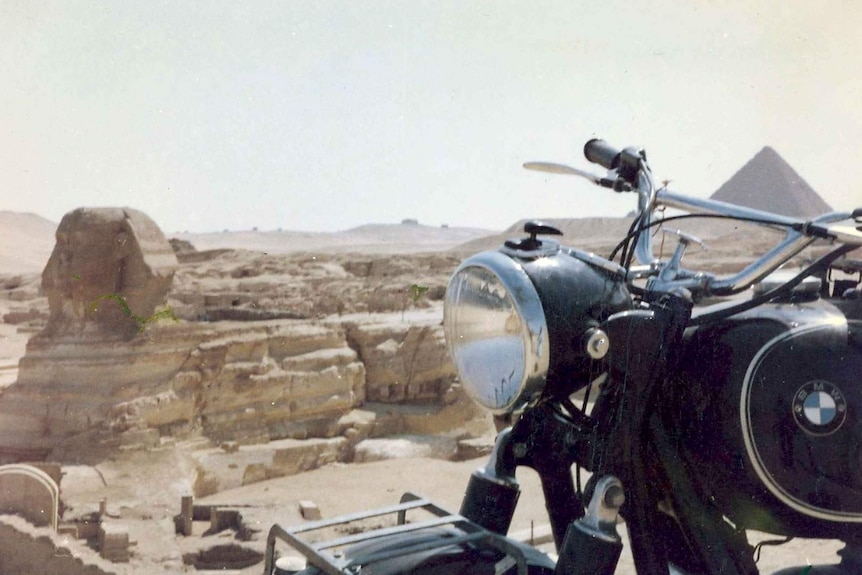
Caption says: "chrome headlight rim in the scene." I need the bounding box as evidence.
[444,250,550,414]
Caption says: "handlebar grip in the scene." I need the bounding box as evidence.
[584,139,621,170]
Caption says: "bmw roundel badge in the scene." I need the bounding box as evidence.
[792,380,847,436]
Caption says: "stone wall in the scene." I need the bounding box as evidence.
[0,324,200,461]
[0,515,123,575]
[168,321,366,444]
[169,249,457,321]
[0,464,59,530]
[346,316,454,403]
[0,309,465,463]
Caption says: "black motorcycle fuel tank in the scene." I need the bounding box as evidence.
[669,295,862,538]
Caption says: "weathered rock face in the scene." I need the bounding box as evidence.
[168,249,457,321]
[0,320,366,461]
[0,311,474,463]
[157,322,367,444]
[42,207,177,339]
[0,208,180,460]
[102,313,465,447]
[0,211,486,465]
[345,316,454,403]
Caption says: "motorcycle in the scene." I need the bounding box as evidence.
[264,139,862,575]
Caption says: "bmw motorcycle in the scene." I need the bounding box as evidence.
[265,139,862,575]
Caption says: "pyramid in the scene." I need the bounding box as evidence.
[710,147,832,219]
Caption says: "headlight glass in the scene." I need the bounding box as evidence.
[443,251,549,413]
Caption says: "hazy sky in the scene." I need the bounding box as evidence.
[2,1,861,233]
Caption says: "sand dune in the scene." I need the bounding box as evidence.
[0,214,498,276]
[0,211,57,276]
[172,222,496,256]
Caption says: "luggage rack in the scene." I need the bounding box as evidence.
[264,492,532,575]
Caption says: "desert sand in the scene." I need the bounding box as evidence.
[0,211,851,574]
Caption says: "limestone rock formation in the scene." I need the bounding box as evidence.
[0,207,181,461]
[168,249,456,321]
[0,308,475,465]
[42,207,177,339]
[162,322,366,444]
[344,316,455,403]
[0,207,488,467]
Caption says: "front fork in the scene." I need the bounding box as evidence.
[459,425,626,575]
[459,291,696,575]
[554,475,625,575]
[462,399,595,548]
[459,428,521,535]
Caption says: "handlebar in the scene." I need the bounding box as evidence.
[526,139,862,298]
[584,139,644,185]
[653,188,860,295]
[584,139,621,170]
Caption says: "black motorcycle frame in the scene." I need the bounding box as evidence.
[265,140,862,575]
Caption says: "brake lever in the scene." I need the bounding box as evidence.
[523,162,632,192]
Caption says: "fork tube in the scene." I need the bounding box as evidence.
[459,428,521,534]
[633,168,658,266]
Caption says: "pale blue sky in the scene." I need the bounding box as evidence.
[2,1,861,233]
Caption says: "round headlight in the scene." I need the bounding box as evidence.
[443,251,549,413]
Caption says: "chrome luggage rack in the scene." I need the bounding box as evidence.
[264,492,533,575]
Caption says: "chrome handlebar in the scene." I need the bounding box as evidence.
[524,145,862,298]
[651,188,858,296]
